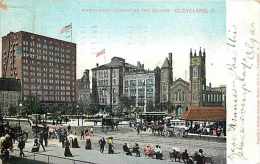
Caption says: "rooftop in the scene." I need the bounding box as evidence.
[182,106,226,121]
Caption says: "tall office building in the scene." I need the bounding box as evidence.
[2,31,76,108]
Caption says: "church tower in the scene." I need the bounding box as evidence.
[160,52,173,112]
[190,48,206,106]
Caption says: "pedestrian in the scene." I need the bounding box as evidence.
[0,134,13,162]
[90,127,94,136]
[85,135,91,150]
[196,149,205,164]
[18,137,25,158]
[81,130,84,140]
[61,130,65,148]
[64,139,73,157]
[43,127,48,147]
[39,132,46,152]
[108,137,114,154]
[68,124,71,133]
[182,149,189,164]
[154,145,163,160]
[123,143,132,156]
[216,127,221,137]
[31,138,40,152]
[137,125,140,135]
[132,143,141,157]
[98,137,106,153]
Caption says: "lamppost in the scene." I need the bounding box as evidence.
[76,105,79,126]
[19,103,22,126]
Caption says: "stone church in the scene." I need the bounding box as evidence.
[160,48,226,117]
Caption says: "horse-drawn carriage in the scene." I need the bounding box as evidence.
[101,117,121,131]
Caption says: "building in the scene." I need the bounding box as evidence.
[189,48,225,107]
[160,52,173,112]
[170,78,190,118]
[203,84,226,108]
[123,63,160,112]
[189,48,206,106]
[0,78,21,114]
[91,57,137,112]
[2,31,76,109]
[76,69,91,110]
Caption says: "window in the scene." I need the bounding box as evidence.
[192,67,198,77]
[124,80,128,87]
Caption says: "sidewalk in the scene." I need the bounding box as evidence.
[10,139,181,164]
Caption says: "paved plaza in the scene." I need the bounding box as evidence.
[10,126,226,164]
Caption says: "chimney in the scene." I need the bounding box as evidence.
[168,52,172,68]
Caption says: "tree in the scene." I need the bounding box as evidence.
[119,96,135,115]
[8,105,17,116]
[22,96,41,115]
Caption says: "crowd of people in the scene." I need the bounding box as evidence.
[131,120,225,138]
[0,121,213,164]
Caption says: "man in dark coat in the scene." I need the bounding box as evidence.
[39,132,46,152]
[98,137,106,153]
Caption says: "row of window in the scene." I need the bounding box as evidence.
[125,88,154,98]
[23,84,72,91]
[23,74,74,82]
[97,79,117,86]
[97,69,118,79]
[174,90,185,102]
[23,41,72,53]
[125,79,154,87]
[203,93,223,103]
[0,92,19,100]
[23,64,75,71]
[24,90,74,96]
[22,49,74,59]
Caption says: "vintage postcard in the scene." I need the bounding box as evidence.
[0,0,259,164]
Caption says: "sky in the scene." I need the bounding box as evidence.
[0,0,226,86]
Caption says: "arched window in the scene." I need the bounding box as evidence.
[193,67,198,77]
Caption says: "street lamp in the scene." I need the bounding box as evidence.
[76,105,79,126]
[19,103,22,126]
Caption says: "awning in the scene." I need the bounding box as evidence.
[181,106,226,121]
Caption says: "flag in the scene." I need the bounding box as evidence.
[60,23,72,34]
[96,48,105,57]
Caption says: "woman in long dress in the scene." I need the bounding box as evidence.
[64,139,73,157]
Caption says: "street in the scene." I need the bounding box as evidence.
[11,126,226,164]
